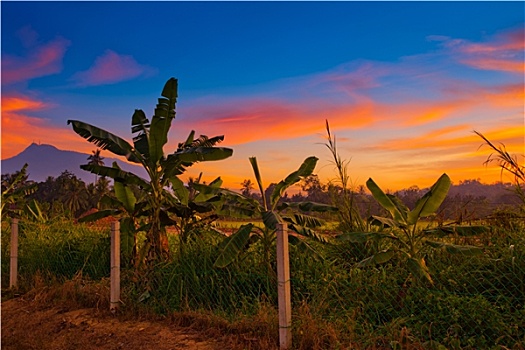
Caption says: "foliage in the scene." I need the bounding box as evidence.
[28,170,93,218]
[1,164,38,219]
[338,174,483,284]
[68,78,233,263]
[2,212,523,348]
[240,179,254,197]
[195,156,336,273]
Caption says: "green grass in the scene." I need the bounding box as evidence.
[1,218,110,291]
[2,216,524,349]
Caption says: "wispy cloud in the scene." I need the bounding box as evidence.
[176,96,375,146]
[70,50,156,87]
[431,27,524,73]
[1,27,70,85]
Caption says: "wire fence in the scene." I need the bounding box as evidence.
[2,215,524,349]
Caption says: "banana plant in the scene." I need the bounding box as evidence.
[78,162,147,266]
[68,78,233,263]
[1,163,38,219]
[338,173,482,284]
[168,172,225,244]
[198,156,337,273]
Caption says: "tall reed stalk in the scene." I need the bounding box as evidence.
[324,120,366,231]
[475,130,525,207]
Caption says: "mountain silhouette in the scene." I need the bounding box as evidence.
[1,143,148,183]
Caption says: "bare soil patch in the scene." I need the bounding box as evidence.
[1,297,229,350]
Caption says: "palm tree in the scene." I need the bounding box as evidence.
[87,149,105,184]
[240,179,254,197]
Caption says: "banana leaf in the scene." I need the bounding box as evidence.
[407,173,450,225]
[425,240,483,256]
[357,250,395,267]
[366,178,407,225]
[149,78,177,164]
[270,156,318,210]
[407,257,433,284]
[131,109,150,158]
[68,120,142,163]
[337,231,397,243]
[214,223,254,268]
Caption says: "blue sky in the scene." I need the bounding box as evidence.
[2,1,524,191]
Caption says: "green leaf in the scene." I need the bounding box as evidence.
[388,194,409,218]
[181,130,196,148]
[112,162,137,213]
[161,77,178,100]
[214,224,254,268]
[262,210,282,230]
[179,133,225,149]
[287,213,323,228]
[80,164,150,189]
[120,217,136,261]
[78,209,119,223]
[284,214,328,242]
[368,215,400,228]
[194,177,223,202]
[171,176,189,206]
[425,240,483,256]
[175,147,233,162]
[149,78,178,164]
[453,225,490,236]
[407,173,451,225]
[25,199,45,222]
[131,109,150,158]
[289,224,328,243]
[289,235,324,259]
[357,250,395,267]
[67,120,142,163]
[249,157,267,210]
[114,180,136,213]
[366,178,407,225]
[337,231,397,243]
[270,156,318,210]
[278,201,338,213]
[407,257,433,284]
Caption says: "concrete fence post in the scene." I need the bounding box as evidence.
[276,223,292,349]
[110,221,120,312]
[10,218,19,289]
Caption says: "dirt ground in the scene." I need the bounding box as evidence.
[1,297,237,350]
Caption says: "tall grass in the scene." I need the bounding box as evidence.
[1,218,110,290]
[2,216,523,349]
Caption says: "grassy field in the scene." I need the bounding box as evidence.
[2,216,524,349]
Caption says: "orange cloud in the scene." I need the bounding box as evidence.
[1,94,95,159]
[70,50,155,87]
[176,98,375,146]
[374,124,523,154]
[398,101,469,126]
[477,83,524,108]
[1,37,70,85]
[447,27,524,73]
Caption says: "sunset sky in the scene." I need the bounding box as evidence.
[1,1,524,192]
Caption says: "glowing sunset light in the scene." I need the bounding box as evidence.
[2,95,48,112]
[1,2,523,192]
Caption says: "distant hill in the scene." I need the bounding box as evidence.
[1,143,148,184]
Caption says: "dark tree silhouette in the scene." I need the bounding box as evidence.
[240,179,254,197]
[87,149,105,184]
